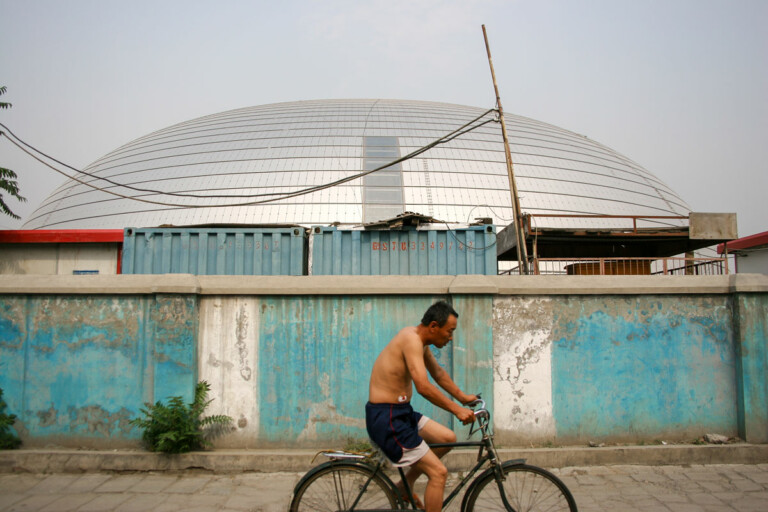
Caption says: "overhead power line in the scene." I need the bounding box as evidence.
[0,109,497,209]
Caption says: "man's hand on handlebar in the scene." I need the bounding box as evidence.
[461,393,480,406]
[462,394,482,407]
[455,393,484,424]
[455,407,476,425]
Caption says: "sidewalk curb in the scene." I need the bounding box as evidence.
[2,444,767,474]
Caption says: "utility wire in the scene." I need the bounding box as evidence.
[0,109,497,208]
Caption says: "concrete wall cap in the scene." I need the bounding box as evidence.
[448,275,498,294]
[488,275,732,295]
[729,273,768,293]
[0,274,201,294]
[197,275,455,295]
[2,273,764,296]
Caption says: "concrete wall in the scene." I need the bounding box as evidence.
[494,295,737,445]
[198,293,493,447]
[0,290,197,447]
[0,274,766,448]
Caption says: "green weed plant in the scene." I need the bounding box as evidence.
[130,381,233,453]
[0,388,21,449]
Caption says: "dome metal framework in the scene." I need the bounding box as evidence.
[23,99,691,230]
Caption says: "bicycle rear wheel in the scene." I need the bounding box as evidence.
[290,463,400,511]
[462,463,577,512]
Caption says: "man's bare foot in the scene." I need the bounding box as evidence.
[396,483,425,510]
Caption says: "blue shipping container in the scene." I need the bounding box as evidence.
[122,227,308,276]
[311,226,497,275]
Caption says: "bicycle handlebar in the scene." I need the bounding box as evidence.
[466,394,490,421]
[465,396,485,410]
[464,394,491,438]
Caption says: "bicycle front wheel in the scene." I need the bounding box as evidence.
[463,463,577,512]
[290,463,400,511]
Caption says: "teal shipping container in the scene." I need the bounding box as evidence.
[122,227,308,275]
[311,225,497,275]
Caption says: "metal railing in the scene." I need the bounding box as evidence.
[499,257,729,276]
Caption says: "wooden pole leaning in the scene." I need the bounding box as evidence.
[482,24,529,274]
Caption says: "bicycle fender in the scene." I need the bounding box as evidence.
[292,460,403,506]
[459,458,527,511]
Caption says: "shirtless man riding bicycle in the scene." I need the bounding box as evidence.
[366,300,478,512]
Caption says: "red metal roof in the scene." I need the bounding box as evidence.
[0,229,124,243]
[717,231,768,254]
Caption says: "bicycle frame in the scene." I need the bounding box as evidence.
[296,398,531,512]
[368,404,524,511]
[398,440,498,510]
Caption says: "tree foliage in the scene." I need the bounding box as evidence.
[0,85,26,219]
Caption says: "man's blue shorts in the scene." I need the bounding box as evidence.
[365,402,430,467]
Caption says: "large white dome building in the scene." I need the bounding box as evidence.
[22,99,690,231]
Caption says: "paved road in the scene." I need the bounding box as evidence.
[1,464,767,511]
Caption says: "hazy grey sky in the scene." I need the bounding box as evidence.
[1,0,766,236]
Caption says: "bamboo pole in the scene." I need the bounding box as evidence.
[482,24,529,274]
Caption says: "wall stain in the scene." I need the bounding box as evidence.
[2,294,198,447]
[68,405,134,437]
[30,297,141,354]
[550,294,737,442]
[31,405,134,437]
[0,298,26,350]
[152,351,192,369]
[36,406,58,427]
[152,296,196,346]
[493,298,554,387]
[235,304,252,381]
[296,399,365,442]
[207,352,234,370]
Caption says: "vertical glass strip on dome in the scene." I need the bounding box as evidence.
[22,99,691,230]
[362,136,404,223]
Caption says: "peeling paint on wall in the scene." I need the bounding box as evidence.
[150,295,198,404]
[297,373,366,442]
[0,295,197,447]
[3,286,763,448]
[235,305,253,381]
[493,297,556,444]
[550,295,737,443]
[30,404,132,437]
[256,296,493,446]
[734,293,768,442]
[198,297,261,446]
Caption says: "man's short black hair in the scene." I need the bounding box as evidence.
[421,300,458,327]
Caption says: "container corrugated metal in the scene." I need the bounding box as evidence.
[122,227,308,275]
[311,226,497,275]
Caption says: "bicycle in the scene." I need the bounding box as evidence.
[290,397,578,511]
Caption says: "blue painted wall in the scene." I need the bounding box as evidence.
[735,293,768,442]
[0,295,197,446]
[256,295,494,445]
[0,285,764,448]
[550,296,737,441]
